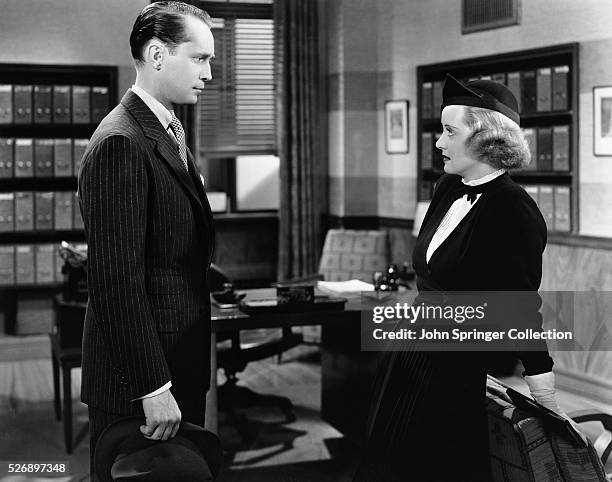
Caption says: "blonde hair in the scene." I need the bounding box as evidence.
[462,106,530,170]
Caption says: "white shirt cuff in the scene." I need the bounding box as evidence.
[132,381,172,401]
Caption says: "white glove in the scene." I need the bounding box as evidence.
[524,371,588,445]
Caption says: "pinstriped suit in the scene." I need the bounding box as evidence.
[78,90,215,427]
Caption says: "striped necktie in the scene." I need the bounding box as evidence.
[169,114,189,172]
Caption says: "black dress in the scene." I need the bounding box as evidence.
[354,173,554,482]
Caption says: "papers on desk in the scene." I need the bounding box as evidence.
[317,279,374,297]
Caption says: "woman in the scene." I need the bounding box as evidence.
[354,75,580,481]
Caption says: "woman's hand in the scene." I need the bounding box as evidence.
[524,371,588,446]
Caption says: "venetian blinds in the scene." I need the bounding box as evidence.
[199,17,276,156]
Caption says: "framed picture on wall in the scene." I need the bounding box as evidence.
[385,100,409,154]
[593,86,612,156]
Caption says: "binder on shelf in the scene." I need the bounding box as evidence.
[33,85,52,124]
[54,244,63,282]
[0,85,13,124]
[553,186,571,232]
[431,81,444,118]
[72,139,89,175]
[491,73,506,85]
[0,245,15,286]
[13,85,33,124]
[15,191,34,232]
[35,192,54,231]
[506,72,521,113]
[552,65,570,111]
[73,192,84,230]
[524,185,539,205]
[521,70,537,114]
[432,132,444,172]
[419,181,432,201]
[537,127,553,171]
[53,85,71,124]
[72,85,91,124]
[536,67,552,112]
[35,244,55,284]
[16,245,35,285]
[14,138,34,177]
[422,82,433,120]
[0,193,15,232]
[53,138,73,177]
[552,125,570,171]
[522,128,537,171]
[538,185,554,231]
[421,132,433,170]
[0,138,14,178]
[91,86,110,124]
[34,139,54,177]
[54,191,73,230]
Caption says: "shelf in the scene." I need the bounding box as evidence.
[417,43,579,233]
[0,124,97,138]
[0,231,84,244]
[0,177,77,191]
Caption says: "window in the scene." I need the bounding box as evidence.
[198,1,279,213]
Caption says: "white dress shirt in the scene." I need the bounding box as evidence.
[426,169,506,264]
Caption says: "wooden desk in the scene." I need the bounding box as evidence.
[206,288,361,433]
[51,290,363,445]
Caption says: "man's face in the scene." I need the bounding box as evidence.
[160,15,215,106]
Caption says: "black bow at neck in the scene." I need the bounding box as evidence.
[452,183,487,204]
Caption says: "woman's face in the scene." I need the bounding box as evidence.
[436,105,488,181]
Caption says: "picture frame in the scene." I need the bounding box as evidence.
[593,86,612,156]
[385,100,409,154]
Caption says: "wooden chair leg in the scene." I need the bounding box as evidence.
[51,349,61,421]
[62,365,73,454]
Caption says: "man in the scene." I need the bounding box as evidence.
[78,2,215,477]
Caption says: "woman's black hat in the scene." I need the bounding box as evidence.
[441,74,520,124]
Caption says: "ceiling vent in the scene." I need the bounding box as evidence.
[462,0,520,34]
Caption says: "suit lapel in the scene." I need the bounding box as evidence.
[121,90,204,215]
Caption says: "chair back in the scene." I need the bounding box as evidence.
[318,229,389,282]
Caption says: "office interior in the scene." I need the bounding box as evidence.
[1,0,612,480]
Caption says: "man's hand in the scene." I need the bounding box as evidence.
[140,389,181,440]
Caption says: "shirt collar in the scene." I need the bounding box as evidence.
[131,85,174,130]
[462,169,506,187]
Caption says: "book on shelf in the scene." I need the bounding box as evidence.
[15,191,34,232]
[536,67,552,112]
[0,245,15,286]
[33,85,52,124]
[552,125,570,171]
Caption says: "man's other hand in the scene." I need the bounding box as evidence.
[140,389,181,440]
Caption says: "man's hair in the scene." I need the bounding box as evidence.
[130,1,212,65]
[463,106,531,170]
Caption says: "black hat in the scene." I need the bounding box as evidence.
[94,416,222,481]
[441,74,520,124]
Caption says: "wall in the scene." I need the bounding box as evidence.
[327,0,612,236]
[0,0,147,95]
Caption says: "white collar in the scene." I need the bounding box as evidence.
[131,84,174,130]
[462,169,506,187]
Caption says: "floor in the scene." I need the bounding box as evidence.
[0,336,358,482]
[1,335,611,481]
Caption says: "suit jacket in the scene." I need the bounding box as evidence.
[78,90,215,420]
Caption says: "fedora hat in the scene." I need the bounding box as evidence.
[441,73,520,124]
[94,416,222,481]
